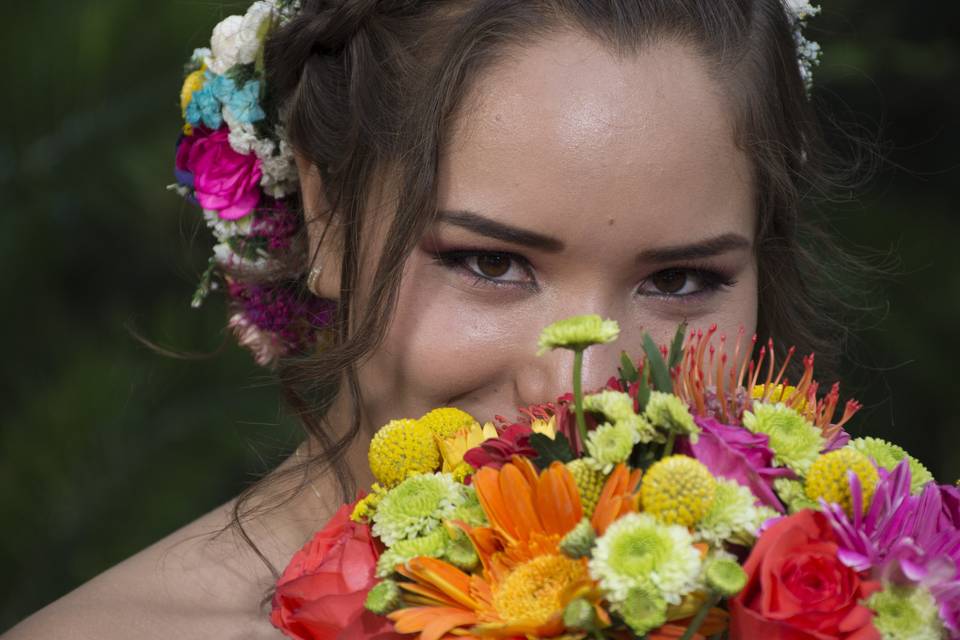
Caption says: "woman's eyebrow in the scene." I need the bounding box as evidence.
[435,210,750,262]
[637,233,752,263]
[436,210,565,252]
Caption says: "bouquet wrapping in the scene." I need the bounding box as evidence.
[270,316,960,640]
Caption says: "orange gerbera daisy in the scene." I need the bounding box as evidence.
[590,463,642,535]
[389,457,605,639]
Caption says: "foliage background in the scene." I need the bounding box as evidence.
[1,0,957,630]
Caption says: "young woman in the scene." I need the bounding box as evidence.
[4,0,864,637]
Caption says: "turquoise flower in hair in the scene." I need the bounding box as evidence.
[206,72,265,125]
[185,82,223,129]
[206,71,235,101]
[225,79,266,123]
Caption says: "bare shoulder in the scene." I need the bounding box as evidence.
[3,488,340,640]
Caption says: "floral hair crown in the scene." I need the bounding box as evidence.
[169,0,822,367]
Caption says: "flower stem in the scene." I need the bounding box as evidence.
[678,592,721,640]
[572,348,588,446]
[663,431,676,458]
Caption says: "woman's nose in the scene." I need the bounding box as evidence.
[513,339,622,408]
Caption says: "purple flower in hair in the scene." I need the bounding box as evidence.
[228,281,335,363]
[249,200,300,252]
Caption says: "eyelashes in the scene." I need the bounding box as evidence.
[431,249,538,291]
[637,267,738,299]
[431,249,738,300]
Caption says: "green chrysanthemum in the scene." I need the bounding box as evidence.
[365,579,402,615]
[449,485,487,527]
[849,437,934,494]
[615,578,668,635]
[585,421,639,473]
[774,477,818,513]
[371,472,465,545]
[585,390,637,423]
[742,401,825,474]
[375,524,450,577]
[645,392,699,442]
[704,557,747,596]
[383,525,454,576]
[625,414,659,443]
[589,512,702,605]
[559,518,596,559]
[584,390,657,443]
[866,584,945,640]
[696,479,766,546]
[537,314,620,354]
[563,598,600,631]
[443,528,479,571]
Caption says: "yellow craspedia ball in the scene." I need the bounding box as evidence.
[566,459,606,517]
[805,448,879,516]
[368,419,440,488]
[641,455,717,527]
[751,384,807,411]
[417,407,477,439]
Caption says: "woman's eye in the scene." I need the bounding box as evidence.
[638,268,736,298]
[473,254,512,278]
[434,250,536,289]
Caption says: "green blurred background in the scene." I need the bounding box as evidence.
[1,0,957,630]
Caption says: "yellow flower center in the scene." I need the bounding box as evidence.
[641,455,717,527]
[368,419,440,488]
[805,448,879,516]
[492,554,586,627]
[418,407,477,439]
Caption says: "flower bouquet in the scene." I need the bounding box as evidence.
[270,316,960,640]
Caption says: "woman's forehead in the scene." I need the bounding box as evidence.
[437,31,755,250]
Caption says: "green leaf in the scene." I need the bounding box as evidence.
[636,365,651,411]
[529,432,574,469]
[619,351,639,383]
[227,63,258,86]
[643,333,674,393]
[190,257,217,309]
[667,321,688,369]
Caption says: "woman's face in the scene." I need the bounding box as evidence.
[316,32,758,431]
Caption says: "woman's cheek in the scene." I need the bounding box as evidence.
[357,273,529,426]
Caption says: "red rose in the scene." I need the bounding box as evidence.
[729,510,881,640]
[270,502,404,640]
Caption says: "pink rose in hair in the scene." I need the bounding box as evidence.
[177,126,261,219]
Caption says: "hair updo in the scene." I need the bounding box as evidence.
[232,0,872,578]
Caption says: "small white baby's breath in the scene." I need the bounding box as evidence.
[203,209,253,242]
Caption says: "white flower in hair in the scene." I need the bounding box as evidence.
[782,1,822,92]
[259,137,299,198]
[203,210,253,243]
[784,0,821,21]
[206,1,275,74]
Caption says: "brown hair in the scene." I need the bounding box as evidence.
[229,0,876,582]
